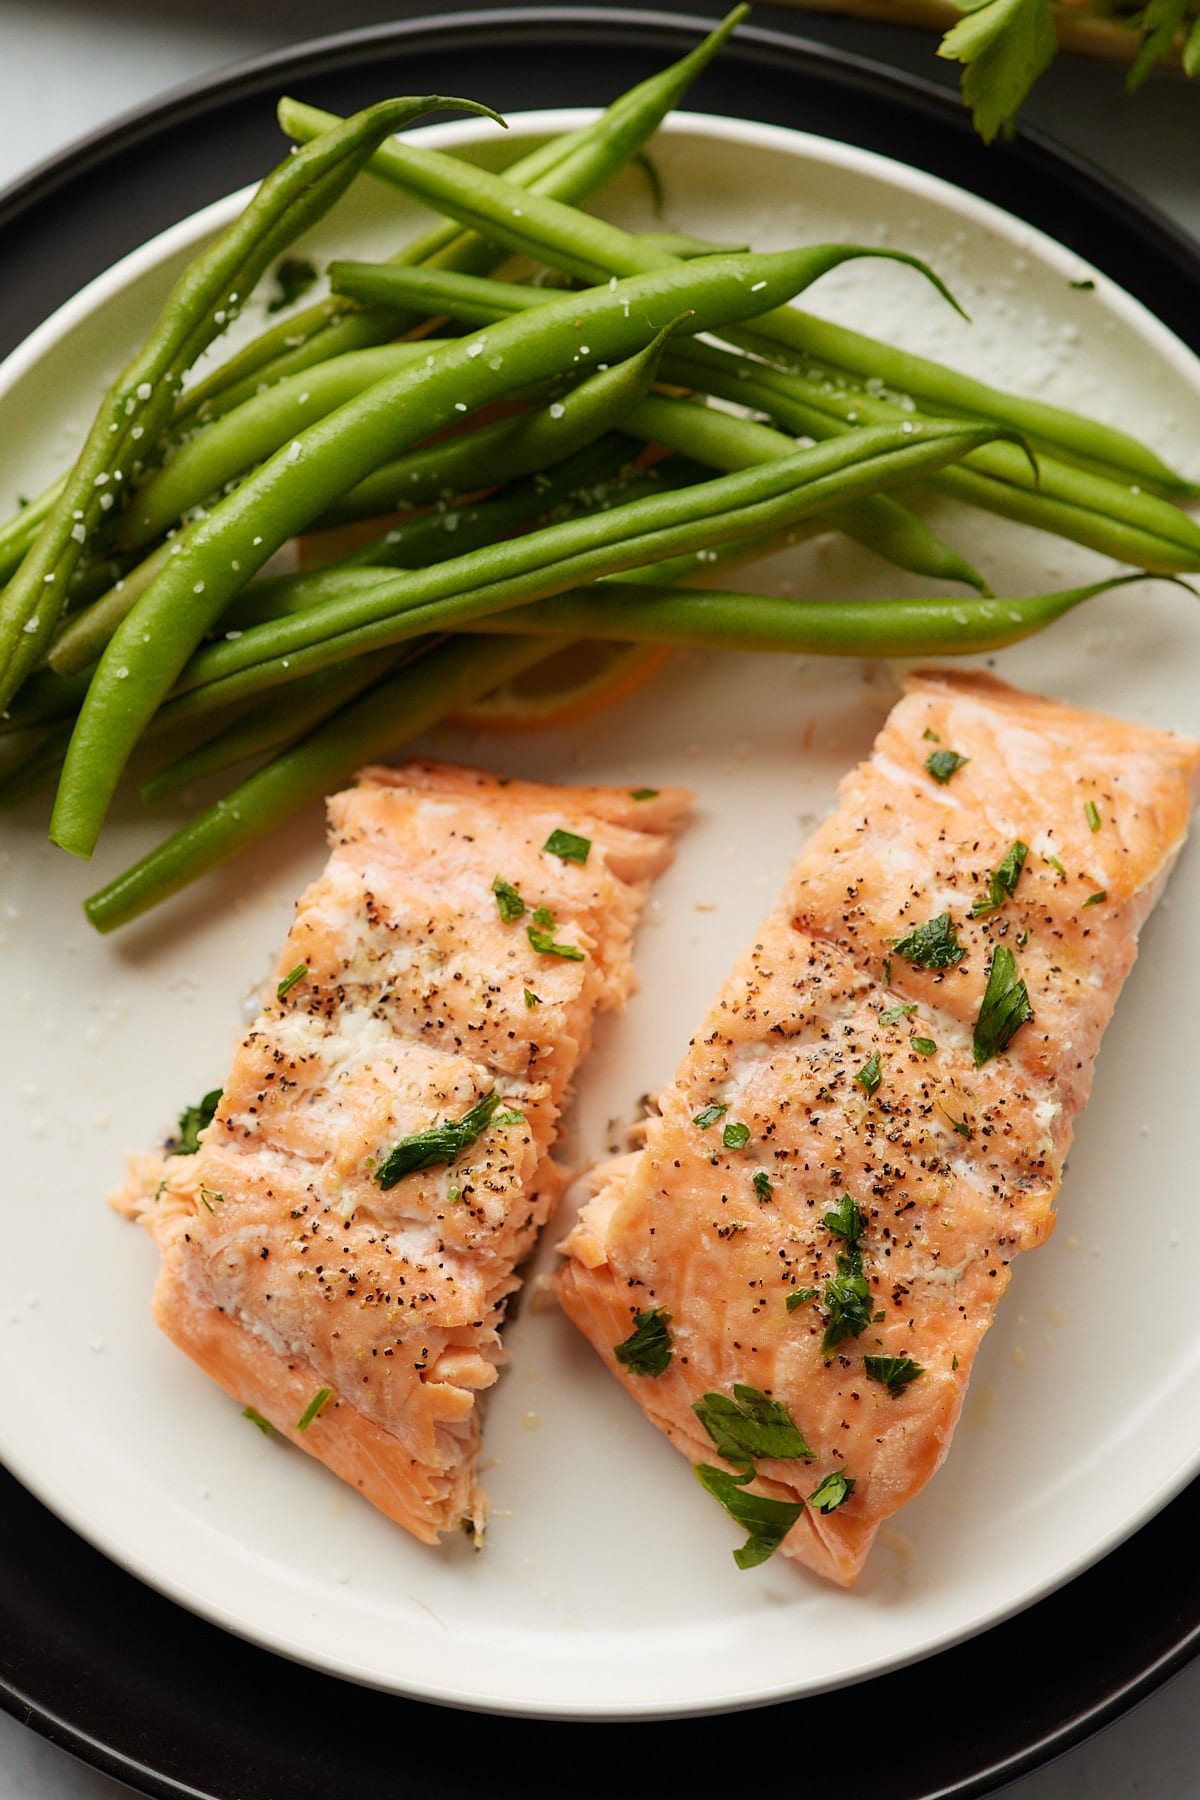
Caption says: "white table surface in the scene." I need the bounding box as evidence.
[0,4,1197,1795]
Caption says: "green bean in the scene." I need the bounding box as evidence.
[176,7,748,424]
[138,641,423,800]
[0,481,64,585]
[326,264,989,590]
[119,344,432,551]
[334,262,1200,574]
[731,318,1200,501]
[150,421,1015,730]
[82,634,555,934]
[0,95,503,717]
[663,338,1200,572]
[463,572,1165,655]
[306,317,688,530]
[296,118,1194,498]
[50,243,953,858]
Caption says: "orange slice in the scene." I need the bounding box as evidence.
[450,638,671,732]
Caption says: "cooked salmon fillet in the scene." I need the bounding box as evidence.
[113,758,690,1544]
[557,669,1200,1585]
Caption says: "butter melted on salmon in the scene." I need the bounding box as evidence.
[558,670,1200,1585]
[114,759,689,1544]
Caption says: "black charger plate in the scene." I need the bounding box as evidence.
[1,7,1197,1796]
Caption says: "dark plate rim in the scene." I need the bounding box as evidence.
[0,7,1196,1797]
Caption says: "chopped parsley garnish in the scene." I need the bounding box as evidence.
[693,1102,728,1130]
[819,1195,874,1356]
[492,874,526,923]
[822,1193,865,1248]
[1070,277,1096,291]
[375,1089,501,1189]
[912,1036,937,1056]
[630,787,659,801]
[1047,853,1068,880]
[972,944,1033,1068]
[820,1261,875,1357]
[266,255,318,313]
[1082,889,1107,909]
[925,747,970,784]
[693,1383,814,1467]
[242,1406,272,1436]
[1084,799,1101,833]
[883,957,893,986]
[808,1470,856,1513]
[171,1087,222,1156]
[523,987,541,1008]
[864,1354,926,1397]
[972,839,1028,917]
[722,1120,751,1150]
[526,916,585,960]
[752,1170,774,1202]
[854,1051,882,1098]
[892,911,965,971]
[493,1108,526,1128]
[276,961,307,1000]
[542,827,591,864]
[786,1287,817,1312]
[296,1387,331,1432]
[922,727,941,743]
[693,1463,804,1570]
[613,1307,673,1377]
[880,1002,917,1025]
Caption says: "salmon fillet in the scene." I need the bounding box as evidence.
[113,758,690,1544]
[557,669,1200,1585]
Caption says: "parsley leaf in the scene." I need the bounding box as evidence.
[693,1102,728,1130]
[722,1120,751,1150]
[1082,889,1107,909]
[808,1470,856,1513]
[822,1193,865,1249]
[821,1258,874,1357]
[613,1307,673,1377]
[523,987,541,1008]
[786,1286,817,1312]
[693,1463,804,1569]
[865,1354,926,1398]
[925,747,970,784]
[972,944,1033,1067]
[1128,0,1194,87]
[854,1051,882,1098]
[752,1170,774,1202]
[543,828,591,865]
[241,1406,272,1436]
[526,921,585,961]
[819,1196,873,1356]
[1084,799,1102,833]
[266,255,319,313]
[296,1387,331,1431]
[492,874,526,923]
[276,961,307,999]
[880,1002,917,1025]
[972,839,1028,917]
[171,1087,222,1156]
[912,1036,937,1056]
[893,911,966,971]
[937,0,1058,145]
[693,1383,814,1467]
[630,787,659,801]
[375,1090,501,1189]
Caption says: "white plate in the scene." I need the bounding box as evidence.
[1,110,1198,1721]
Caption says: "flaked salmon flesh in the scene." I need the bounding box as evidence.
[113,758,689,1543]
[557,670,1200,1585]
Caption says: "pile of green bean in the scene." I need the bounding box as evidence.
[0,5,1195,932]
